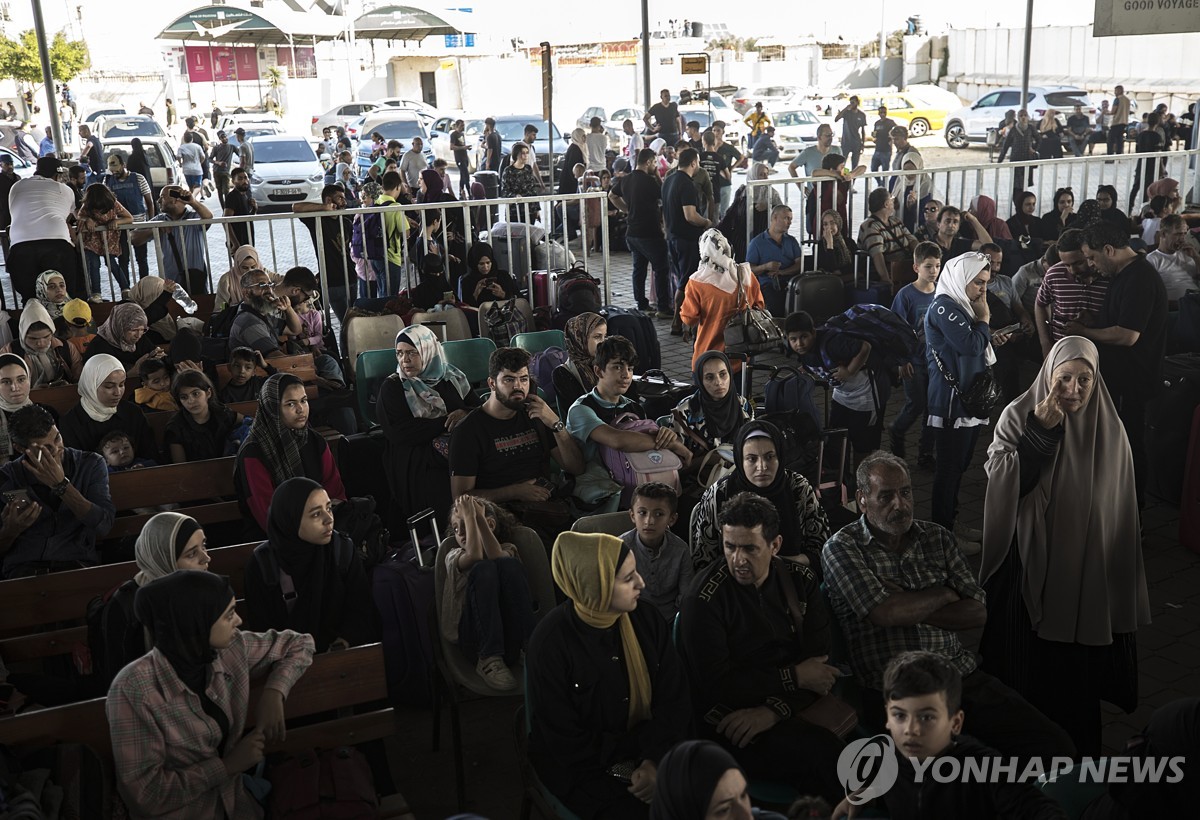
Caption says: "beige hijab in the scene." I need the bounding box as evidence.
[129,277,177,341]
[980,336,1150,645]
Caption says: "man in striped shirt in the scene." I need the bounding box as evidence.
[1034,228,1108,359]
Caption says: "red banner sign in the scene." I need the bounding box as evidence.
[185,46,260,83]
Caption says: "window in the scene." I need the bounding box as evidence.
[101,119,166,138]
[1045,92,1089,109]
[975,93,1001,108]
[886,96,913,110]
[253,140,316,164]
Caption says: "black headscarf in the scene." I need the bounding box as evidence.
[133,570,233,748]
[730,420,801,549]
[242,373,308,485]
[650,740,742,820]
[691,351,744,443]
[265,476,344,642]
[126,137,151,181]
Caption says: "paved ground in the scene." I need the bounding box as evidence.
[379,247,1199,820]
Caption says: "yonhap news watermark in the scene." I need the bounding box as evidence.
[837,735,1187,803]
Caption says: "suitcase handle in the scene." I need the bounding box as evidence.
[406,508,442,568]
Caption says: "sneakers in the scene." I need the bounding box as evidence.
[954,522,983,542]
[88,294,103,304]
[120,289,131,301]
[956,536,982,556]
[889,430,906,459]
[476,656,517,691]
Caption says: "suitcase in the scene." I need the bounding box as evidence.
[337,429,391,518]
[1180,405,1200,553]
[849,252,892,307]
[601,305,660,374]
[787,273,845,325]
[531,270,556,310]
[1147,353,1200,504]
[492,233,531,280]
[371,509,439,706]
[635,368,695,420]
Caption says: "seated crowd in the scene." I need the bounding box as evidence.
[0,126,1196,819]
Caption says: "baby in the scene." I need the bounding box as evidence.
[98,430,156,473]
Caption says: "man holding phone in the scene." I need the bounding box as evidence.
[132,185,214,294]
[0,405,115,578]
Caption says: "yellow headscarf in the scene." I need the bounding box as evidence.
[550,532,652,728]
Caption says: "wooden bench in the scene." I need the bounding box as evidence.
[216,353,317,391]
[30,377,144,419]
[0,643,409,817]
[106,457,240,541]
[0,542,258,662]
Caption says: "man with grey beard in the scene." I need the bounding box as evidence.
[228,268,302,359]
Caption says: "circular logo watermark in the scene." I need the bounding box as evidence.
[837,733,899,804]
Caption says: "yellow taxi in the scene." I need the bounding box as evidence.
[860,92,949,138]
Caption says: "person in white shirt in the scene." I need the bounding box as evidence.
[6,156,82,300]
[622,119,643,159]
[585,117,608,172]
[1147,214,1200,303]
[399,137,427,191]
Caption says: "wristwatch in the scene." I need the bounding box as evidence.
[550,420,565,433]
[51,477,71,498]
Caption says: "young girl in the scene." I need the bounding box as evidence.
[439,495,534,692]
[77,183,134,298]
[165,370,244,463]
[292,293,326,357]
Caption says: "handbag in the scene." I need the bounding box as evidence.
[724,263,783,356]
[930,348,1002,418]
[775,557,859,739]
[672,408,736,488]
[482,297,527,345]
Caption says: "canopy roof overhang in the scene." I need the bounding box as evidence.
[158,4,346,46]
[352,4,473,41]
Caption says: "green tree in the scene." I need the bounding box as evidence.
[0,29,90,85]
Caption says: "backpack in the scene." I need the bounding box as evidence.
[205,304,238,338]
[819,304,919,373]
[333,497,391,572]
[85,579,138,685]
[267,746,378,819]
[595,411,682,506]
[764,366,825,429]
[482,297,528,346]
[254,537,355,613]
[554,268,602,319]
[529,346,569,409]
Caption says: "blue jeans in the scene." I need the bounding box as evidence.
[718,185,732,220]
[626,234,671,312]
[931,424,981,529]
[369,257,397,299]
[891,365,933,455]
[870,151,892,172]
[458,557,535,663]
[85,249,130,294]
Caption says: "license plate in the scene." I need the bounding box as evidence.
[276,188,301,196]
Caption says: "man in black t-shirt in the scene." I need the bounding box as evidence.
[450,119,471,198]
[449,347,585,505]
[712,122,744,218]
[223,167,257,249]
[644,88,683,146]
[698,129,730,218]
[294,185,354,320]
[610,148,672,316]
[1067,222,1168,509]
[661,148,712,333]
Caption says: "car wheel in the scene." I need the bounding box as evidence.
[945,123,968,149]
[908,118,930,138]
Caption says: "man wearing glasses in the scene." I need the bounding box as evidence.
[1147,214,1199,305]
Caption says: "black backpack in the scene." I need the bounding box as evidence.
[254,537,354,613]
[85,579,138,686]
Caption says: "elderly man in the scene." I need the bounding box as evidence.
[1148,213,1200,304]
[822,451,1076,762]
[677,491,844,804]
[746,204,803,316]
[398,137,426,191]
[131,185,213,295]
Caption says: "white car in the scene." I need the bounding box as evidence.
[311,101,383,136]
[354,111,432,176]
[428,112,481,172]
[770,108,823,161]
[218,113,283,133]
[247,135,325,209]
[103,137,184,198]
[371,98,438,128]
[99,116,166,140]
[943,86,1094,148]
[731,85,803,115]
[0,146,34,178]
[577,105,645,149]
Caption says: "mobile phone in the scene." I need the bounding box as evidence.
[605,761,635,783]
[169,190,187,200]
[994,322,1023,336]
[704,705,732,727]
[2,489,33,507]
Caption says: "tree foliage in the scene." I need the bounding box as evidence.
[0,29,91,85]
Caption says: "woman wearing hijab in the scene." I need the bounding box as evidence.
[553,312,607,413]
[84,299,172,371]
[968,195,1012,242]
[980,336,1150,757]
[460,241,516,308]
[1039,187,1075,240]
[651,740,787,820]
[234,373,346,535]
[680,229,765,371]
[0,300,82,387]
[560,128,588,196]
[378,324,476,527]
[690,421,829,573]
[925,252,995,553]
[125,138,152,185]
[527,531,691,819]
[60,353,158,460]
[106,571,314,820]
[129,276,181,344]
[1095,184,1131,233]
[34,270,70,328]
[217,245,276,309]
[1067,198,1104,232]
[0,354,33,465]
[1006,192,1054,251]
[244,477,375,652]
[90,512,212,688]
[672,351,753,457]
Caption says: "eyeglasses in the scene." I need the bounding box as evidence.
[924,206,939,212]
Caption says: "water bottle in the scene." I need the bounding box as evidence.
[171,283,199,314]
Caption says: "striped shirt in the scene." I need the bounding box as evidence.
[821,517,985,690]
[1034,261,1110,342]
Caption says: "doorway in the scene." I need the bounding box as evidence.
[419,72,437,108]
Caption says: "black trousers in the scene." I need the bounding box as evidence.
[708,717,844,804]
[8,239,84,301]
[1111,388,1148,508]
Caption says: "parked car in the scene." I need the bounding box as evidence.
[671,92,745,147]
[229,122,284,146]
[371,98,438,128]
[83,108,126,124]
[770,108,823,161]
[0,146,35,178]
[217,113,283,133]
[943,86,1094,149]
[577,104,645,149]
[856,92,949,138]
[428,112,482,172]
[104,137,184,198]
[246,135,325,210]
[353,111,433,176]
[99,116,166,140]
[311,101,382,136]
[731,85,802,115]
[474,114,568,183]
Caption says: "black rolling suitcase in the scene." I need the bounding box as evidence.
[601,305,660,373]
[1146,353,1200,504]
[787,273,845,325]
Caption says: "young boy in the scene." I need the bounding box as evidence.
[61,298,96,358]
[888,241,940,468]
[832,651,1066,819]
[566,336,692,507]
[219,346,274,404]
[98,430,156,473]
[620,481,692,622]
[786,311,891,491]
[134,359,177,411]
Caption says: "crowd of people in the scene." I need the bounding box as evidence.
[0,80,1196,819]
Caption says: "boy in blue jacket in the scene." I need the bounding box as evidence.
[889,241,941,469]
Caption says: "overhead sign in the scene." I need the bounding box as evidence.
[1094,0,1200,36]
[680,55,708,75]
[185,46,260,83]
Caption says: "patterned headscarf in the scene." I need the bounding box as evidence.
[242,373,308,485]
[689,228,739,294]
[563,312,605,393]
[96,302,148,353]
[393,324,470,419]
[34,270,68,319]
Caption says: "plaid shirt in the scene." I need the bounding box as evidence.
[821,517,985,690]
[106,629,314,819]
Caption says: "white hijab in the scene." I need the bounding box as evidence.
[18,300,60,388]
[936,252,996,366]
[688,229,742,294]
[78,354,125,422]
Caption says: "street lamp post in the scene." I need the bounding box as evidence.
[30,0,65,156]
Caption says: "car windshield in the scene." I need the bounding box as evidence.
[773,110,818,127]
[366,119,427,140]
[1045,91,1090,108]
[106,144,166,167]
[254,140,316,163]
[102,119,165,138]
[495,119,562,142]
